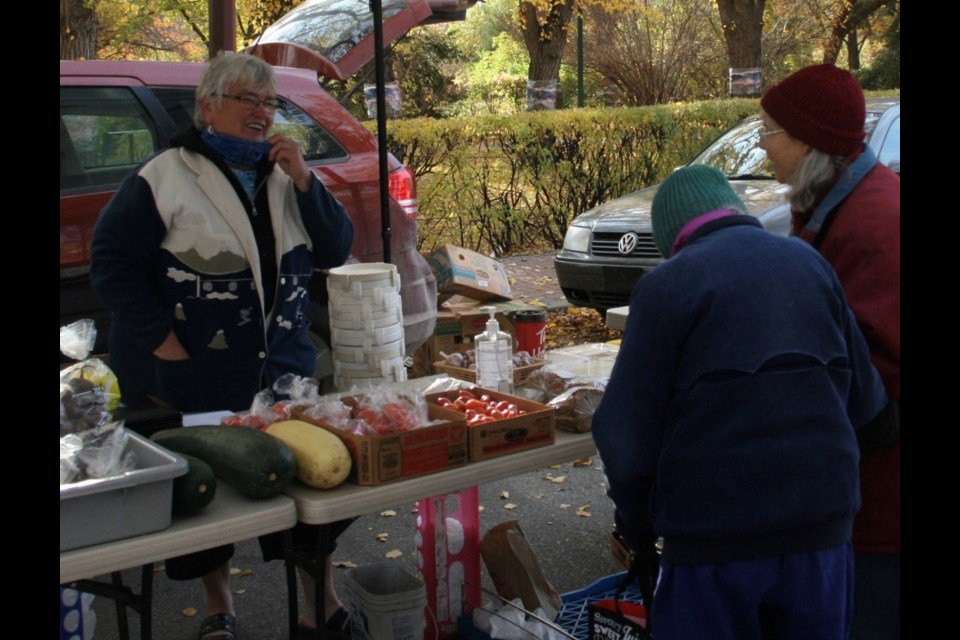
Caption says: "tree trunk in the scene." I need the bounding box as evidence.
[519,0,576,107]
[822,0,892,65]
[846,29,860,69]
[60,0,99,60]
[714,0,765,69]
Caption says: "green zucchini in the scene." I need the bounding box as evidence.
[171,453,217,515]
[152,426,297,499]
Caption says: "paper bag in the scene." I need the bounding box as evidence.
[480,521,563,621]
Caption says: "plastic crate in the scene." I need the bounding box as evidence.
[60,431,187,551]
[458,571,645,640]
[555,572,645,639]
[433,359,545,386]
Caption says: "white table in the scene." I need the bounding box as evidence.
[284,430,597,523]
[60,484,297,584]
[60,485,297,640]
[280,430,598,639]
[605,305,630,332]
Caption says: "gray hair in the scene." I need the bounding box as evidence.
[786,148,846,212]
[194,52,278,128]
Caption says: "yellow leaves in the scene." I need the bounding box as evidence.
[504,502,518,510]
[376,533,389,542]
[576,504,591,517]
[380,509,397,517]
[385,549,403,559]
[544,474,567,484]
[182,607,199,617]
[500,490,510,499]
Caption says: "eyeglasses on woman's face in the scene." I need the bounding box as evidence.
[220,93,281,113]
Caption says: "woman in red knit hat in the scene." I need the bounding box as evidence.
[759,64,900,640]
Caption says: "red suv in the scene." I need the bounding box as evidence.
[60,59,436,356]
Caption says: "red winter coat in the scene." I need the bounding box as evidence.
[793,159,900,554]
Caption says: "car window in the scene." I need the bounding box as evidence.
[691,119,773,178]
[877,116,900,170]
[261,0,410,64]
[60,87,159,190]
[150,87,348,163]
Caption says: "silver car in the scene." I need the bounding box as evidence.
[554,98,900,311]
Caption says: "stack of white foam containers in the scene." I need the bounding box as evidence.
[327,263,407,391]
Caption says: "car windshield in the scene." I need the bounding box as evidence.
[691,111,885,180]
[691,118,772,179]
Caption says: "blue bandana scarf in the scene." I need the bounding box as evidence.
[201,128,273,168]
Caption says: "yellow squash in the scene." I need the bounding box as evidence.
[265,420,352,489]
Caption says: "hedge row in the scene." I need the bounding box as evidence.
[369,98,760,256]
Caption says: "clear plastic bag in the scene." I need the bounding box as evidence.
[60,320,120,436]
[60,422,136,484]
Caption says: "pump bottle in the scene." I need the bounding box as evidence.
[475,307,513,393]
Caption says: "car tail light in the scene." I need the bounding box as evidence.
[388,166,418,220]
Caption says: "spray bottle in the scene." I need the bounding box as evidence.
[474,306,514,393]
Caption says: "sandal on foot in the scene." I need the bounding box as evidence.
[199,612,237,640]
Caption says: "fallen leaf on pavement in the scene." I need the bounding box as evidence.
[380,509,397,517]
[332,560,358,569]
[560,503,571,509]
[500,491,510,499]
[576,505,592,517]
[229,568,243,576]
[544,474,567,484]
[573,457,593,467]
[534,493,544,499]
[233,589,246,595]
[385,549,403,559]
[182,608,198,617]
[238,569,254,577]
[376,533,389,542]
[504,503,517,510]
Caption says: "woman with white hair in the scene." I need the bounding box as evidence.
[92,52,355,639]
[759,64,900,640]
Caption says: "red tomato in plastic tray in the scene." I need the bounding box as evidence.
[435,390,526,426]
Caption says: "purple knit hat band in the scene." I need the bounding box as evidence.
[760,64,866,156]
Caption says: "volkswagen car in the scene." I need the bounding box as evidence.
[554,98,900,311]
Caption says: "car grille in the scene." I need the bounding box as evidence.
[591,231,662,259]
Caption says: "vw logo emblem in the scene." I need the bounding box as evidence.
[618,232,639,255]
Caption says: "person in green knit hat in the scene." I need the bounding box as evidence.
[591,165,898,639]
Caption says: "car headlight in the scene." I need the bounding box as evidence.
[562,225,591,253]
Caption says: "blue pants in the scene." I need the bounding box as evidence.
[652,543,853,640]
[852,552,900,640]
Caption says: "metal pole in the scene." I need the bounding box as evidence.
[208,0,237,58]
[577,13,584,108]
[370,0,392,263]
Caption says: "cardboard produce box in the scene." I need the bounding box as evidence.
[428,245,512,302]
[411,300,541,378]
[295,399,468,486]
[425,389,556,462]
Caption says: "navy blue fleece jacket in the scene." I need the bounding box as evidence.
[592,216,887,564]
[91,128,353,412]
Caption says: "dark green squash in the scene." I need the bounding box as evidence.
[152,426,297,499]
[171,453,217,515]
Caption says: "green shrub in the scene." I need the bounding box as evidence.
[368,99,758,255]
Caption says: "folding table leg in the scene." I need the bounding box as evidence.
[283,525,332,640]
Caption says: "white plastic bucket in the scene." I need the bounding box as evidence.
[345,562,426,640]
